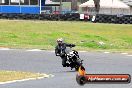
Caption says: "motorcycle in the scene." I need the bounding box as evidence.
[65,47,83,71]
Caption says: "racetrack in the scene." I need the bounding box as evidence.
[0,49,132,88]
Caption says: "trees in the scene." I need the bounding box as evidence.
[93,0,100,13]
[71,0,78,11]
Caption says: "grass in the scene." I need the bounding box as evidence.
[0,70,47,82]
[0,19,132,52]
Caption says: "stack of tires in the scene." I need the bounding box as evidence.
[60,13,80,21]
[95,14,132,24]
[0,13,80,21]
[0,13,132,24]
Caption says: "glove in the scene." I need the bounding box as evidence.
[70,44,75,47]
[60,53,65,57]
[72,44,76,47]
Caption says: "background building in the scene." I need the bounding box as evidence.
[79,0,131,15]
[122,0,132,15]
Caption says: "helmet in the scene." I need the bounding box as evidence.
[56,38,63,45]
[56,38,63,42]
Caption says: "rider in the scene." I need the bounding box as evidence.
[55,38,75,67]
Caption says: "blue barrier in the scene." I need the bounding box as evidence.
[21,6,40,14]
[0,5,40,14]
[1,6,20,13]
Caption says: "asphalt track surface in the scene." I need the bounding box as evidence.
[0,49,132,88]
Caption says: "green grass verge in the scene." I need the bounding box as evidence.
[0,70,47,82]
[0,20,132,52]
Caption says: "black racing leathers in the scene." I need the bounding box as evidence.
[55,43,75,67]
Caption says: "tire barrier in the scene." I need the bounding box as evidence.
[95,14,132,24]
[0,13,80,21]
[0,13,132,24]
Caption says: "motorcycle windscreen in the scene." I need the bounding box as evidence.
[65,47,72,54]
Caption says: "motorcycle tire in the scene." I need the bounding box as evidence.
[76,75,86,85]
